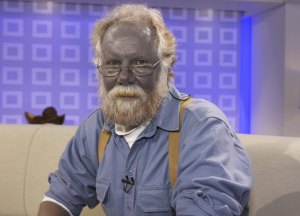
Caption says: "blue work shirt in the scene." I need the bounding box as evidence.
[46,85,252,216]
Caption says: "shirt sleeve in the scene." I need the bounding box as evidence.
[42,196,73,216]
[45,123,99,216]
[171,112,252,216]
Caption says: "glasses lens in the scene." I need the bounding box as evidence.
[101,65,120,77]
[131,65,152,76]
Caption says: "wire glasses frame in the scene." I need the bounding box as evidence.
[96,59,161,77]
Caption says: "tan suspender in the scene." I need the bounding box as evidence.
[97,98,193,188]
[98,130,111,162]
[168,98,193,188]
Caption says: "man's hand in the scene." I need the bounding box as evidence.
[38,201,70,216]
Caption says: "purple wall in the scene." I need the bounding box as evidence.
[0,1,242,130]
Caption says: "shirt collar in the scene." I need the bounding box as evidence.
[141,84,189,138]
[102,115,114,132]
[155,84,189,131]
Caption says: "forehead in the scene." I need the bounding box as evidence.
[101,23,157,58]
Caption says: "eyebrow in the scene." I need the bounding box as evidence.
[134,53,147,59]
[103,53,149,60]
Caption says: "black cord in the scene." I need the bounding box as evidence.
[121,176,135,193]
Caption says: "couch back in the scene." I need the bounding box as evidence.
[0,124,103,216]
[0,124,300,216]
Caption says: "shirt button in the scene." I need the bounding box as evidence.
[127,206,131,211]
[128,171,134,177]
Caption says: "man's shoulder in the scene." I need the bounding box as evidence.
[77,108,107,134]
[185,98,229,125]
[85,108,104,122]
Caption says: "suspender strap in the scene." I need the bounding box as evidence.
[98,130,111,162]
[168,98,193,188]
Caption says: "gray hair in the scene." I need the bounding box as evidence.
[90,4,176,78]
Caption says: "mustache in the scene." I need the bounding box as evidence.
[109,85,145,98]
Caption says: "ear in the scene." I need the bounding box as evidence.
[167,67,174,80]
[167,67,172,76]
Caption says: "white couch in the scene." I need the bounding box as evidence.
[1,124,300,216]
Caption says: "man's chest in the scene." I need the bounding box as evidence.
[95,131,174,216]
[97,130,170,186]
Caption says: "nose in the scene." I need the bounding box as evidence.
[117,65,135,85]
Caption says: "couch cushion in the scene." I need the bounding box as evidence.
[24,124,104,216]
[0,124,41,215]
[239,134,300,216]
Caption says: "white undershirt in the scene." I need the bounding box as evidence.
[115,121,150,148]
[42,121,149,213]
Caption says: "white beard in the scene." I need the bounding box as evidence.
[99,71,168,127]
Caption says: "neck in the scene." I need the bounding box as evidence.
[116,124,138,133]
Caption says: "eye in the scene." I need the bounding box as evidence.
[106,60,120,66]
[135,59,147,65]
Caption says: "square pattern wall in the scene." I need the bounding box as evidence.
[0,1,242,130]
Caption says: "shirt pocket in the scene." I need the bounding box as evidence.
[96,178,111,216]
[137,185,172,215]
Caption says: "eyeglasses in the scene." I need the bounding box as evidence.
[97,60,161,77]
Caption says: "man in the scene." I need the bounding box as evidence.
[38,4,252,216]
